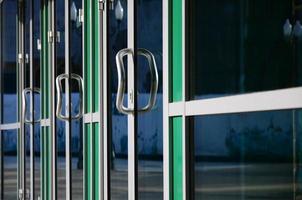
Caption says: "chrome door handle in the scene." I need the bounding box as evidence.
[56,73,84,121]
[115,48,159,115]
[116,48,134,115]
[22,87,41,124]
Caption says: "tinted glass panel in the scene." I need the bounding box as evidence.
[192,110,302,199]
[189,0,302,100]
[137,0,163,199]
[2,0,18,123]
[109,0,128,199]
[2,130,18,199]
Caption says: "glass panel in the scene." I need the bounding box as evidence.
[56,1,66,198]
[70,0,83,198]
[192,110,302,200]
[2,130,18,199]
[1,0,18,123]
[136,0,163,199]
[109,0,128,198]
[189,0,302,100]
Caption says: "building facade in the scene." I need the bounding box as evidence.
[0,0,302,200]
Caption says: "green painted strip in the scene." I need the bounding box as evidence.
[41,1,50,199]
[93,123,100,198]
[172,0,183,102]
[172,117,183,200]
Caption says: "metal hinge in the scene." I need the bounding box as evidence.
[78,9,84,23]
[37,39,41,50]
[48,31,60,43]
[25,54,29,64]
[48,31,54,43]
[18,189,30,200]
[99,0,105,10]
[18,53,23,64]
[109,0,115,10]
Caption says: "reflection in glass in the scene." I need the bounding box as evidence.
[109,0,128,198]
[2,0,18,123]
[137,0,163,199]
[192,110,302,200]
[2,130,18,199]
[189,0,302,100]
[70,0,83,198]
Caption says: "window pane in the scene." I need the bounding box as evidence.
[192,110,302,199]
[2,0,18,123]
[189,0,302,100]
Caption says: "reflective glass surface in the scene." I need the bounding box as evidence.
[189,0,302,100]
[109,0,128,199]
[192,110,302,199]
[2,130,18,199]
[137,0,163,199]
[1,0,18,123]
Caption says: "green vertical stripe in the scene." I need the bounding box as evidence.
[41,1,50,199]
[93,123,100,198]
[172,117,183,200]
[172,0,183,102]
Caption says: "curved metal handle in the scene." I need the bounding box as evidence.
[70,73,84,120]
[56,73,84,121]
[115,48,134,115]
[22,87,41,124]
[115,48,159,115]
[56,74,69,121]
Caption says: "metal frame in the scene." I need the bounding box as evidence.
[49,0,57,199]
[17,0,26,199]
[127,0,137,199]
[163,1,302,200]
[0,3,3,196]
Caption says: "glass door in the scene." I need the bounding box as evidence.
[53,0,84,199]
[165,0,302,200]
[108,0,163,199]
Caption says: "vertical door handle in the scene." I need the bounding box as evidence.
[115,48,134,115]
[22,87,41,123]
[115,48,159,115]
[70,73,84,120]
[56,73,84,121]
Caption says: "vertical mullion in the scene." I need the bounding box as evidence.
[29,0,35,199]
[181,0,187,198]
[49,0,57,199]
[104,1,111,199]
[0,3,3,199]
[89,0,94,198]
[128,0,137,199]
[82,0,86,199]
[65,0,72,199]
[18,0,26,197]
[98,0,105,199]
[163,0,170,199]
[102,0,109,197]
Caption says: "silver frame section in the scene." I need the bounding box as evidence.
[163,0,170,199]
[17,0,26,199]
[127,0,136,199]
[49,0,57,199]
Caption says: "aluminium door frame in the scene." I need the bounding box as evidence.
[164,1,302,200]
